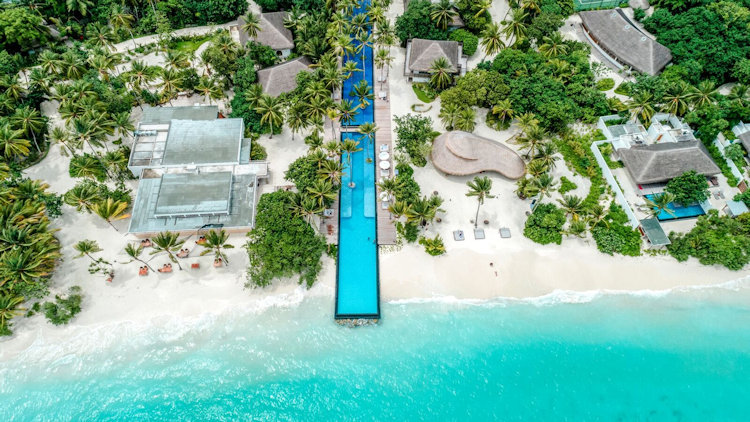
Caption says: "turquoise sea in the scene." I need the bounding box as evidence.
[2,279,750,421]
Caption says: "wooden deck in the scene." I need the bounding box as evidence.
[322,116,340,245]
[374,73,398,245]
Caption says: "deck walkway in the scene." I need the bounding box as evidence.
[322,117,340,245]
[374,72,398,245]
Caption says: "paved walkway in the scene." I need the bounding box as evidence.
[113,21,238,53]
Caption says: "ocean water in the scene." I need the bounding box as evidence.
[2,280,750,421]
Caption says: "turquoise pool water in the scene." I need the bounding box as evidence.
[341,4,374,126]
[336,133,378,317]
[2,280,750,419]
[645,194,707,221]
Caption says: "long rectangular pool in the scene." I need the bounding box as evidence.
[336,133,379,318]
[645,194,707,221]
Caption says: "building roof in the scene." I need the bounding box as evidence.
[239,12,294,50]
[431,131,525,179]
[128,172,257,234]
[161,119,243,166]
[407,38,461,73]
[725,200,749,217]
[154,172,233,217]
[579,8,672,75]
[640,218,670,246]
[618,141,720,185]
[140,106,218,124]
[739,132,750,154]
[257,56,312,97]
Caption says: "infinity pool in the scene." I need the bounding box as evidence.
[645,194,707,221]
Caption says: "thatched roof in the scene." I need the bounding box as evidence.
[739,132,750,154]
[431,131,525,179]
[238,12,294,50]
[407,39,461,73]
[579,8,672,75]
[257,57,312,97]
[618,141,720,185]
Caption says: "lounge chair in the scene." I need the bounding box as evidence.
[474,228,485,240]
[499,228,511,238]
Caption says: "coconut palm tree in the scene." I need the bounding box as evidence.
[150,231,185,270]
[165,50,191,70]
[127,60,157,92]
[516,126,546,158]
[557,195,584,221]
[10,107,44,154]
[374,48,394,89]
[341,138,363,170]
[358,122,378,161]
[338,99,360,127]
[200,229,235,265]
[502,9,529,45]
[429,57,454,90]
[195,77,224,105]
[88,54,116,82]
[627,92,655,124]
[49,126,79,157]
[158,68,184,105]
[406,196,442,228]
[255,95,285,138]
[286,103,307,142]
[531,173,558,208]
[474,0,493,18]
[290,193,324,233]
[439,103,461,130]
[110,5,136,47]
[644,192,676,219]
[87,23,116,50]
[241,12,261,39]
[454,107,476,132]
[73,239,102,262]
[466,176,495,228]
[728,84,749,105]
[38,50,62,77]
[0,124,30,162]
[480,22,505,59]
[539,32,568,58]
[318,159,345,186]
[430,0,458,30]
[350,80,374,110]
[92,198,130,231]
[377,177,403,201]
[388,200,412,219]
[61,51,87,80]
[124,243,155,272]
[662,81,691,116]
[307,179,338,208]
[534,142,559,171]
[67,0,94,16]
[326,106,341,140]
[2,76,25,103]
[63,181,101,212]
[244,84,265,109]
[688,80,720,109]
[0,294,25,333]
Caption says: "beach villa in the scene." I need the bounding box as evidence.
[579,8,672,75]
[404,38,466,83]
[127,106,268,236]
[257,56,313,97]
[237,12,294,59]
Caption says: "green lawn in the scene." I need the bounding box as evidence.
[170,35,214,54]
[412,83,436,103]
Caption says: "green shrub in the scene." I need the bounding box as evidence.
[668,211,750,270]
[614,82,631,95]
[665,170,710,206]
[559,176,577,194]
[735,191,750,207]
[43,286,83,326]
[633,8,646,21]
[394,114,439,167]
[449,29,478,56]
[250,141,267,160]
[595,78,615,91]
[412,83,437,103]
[419,234,446,255]
[397,221,420,243]
[591,225,641,256]
[523,203,566,245]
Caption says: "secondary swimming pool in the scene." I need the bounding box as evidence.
[340,5,374,126]
[645,194,707,221]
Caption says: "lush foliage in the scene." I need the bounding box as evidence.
[665,171,709,206]
[419,234,446,256]
[245,191,327,288]
[668,210,750,270]
[591,203,641,257]
[395,0,449,45]
[523,203,566,245]
[42,286,83,326]
[449,29,478,56]
[393,114,439,167]
[558,176,577,194]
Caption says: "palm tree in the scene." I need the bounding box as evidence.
[728,84,749,105]
[150,231,185,270]
[0,294,25,333]
[688,80,719,109]
[67,0,94,16]
[522,0,542,15]
[474,0,493,18]
[374,48,394,89]
[318,159,345,186]
[87,23,115,50]
[241,12,261,38]
[127,60,157,91]
[526,159,547,178]
[2,76,25,103]
[64,181,102,212]
[158,68,184,105]
[92,198,130,231]
[10,107,44,154]
[627,92,655,124]
[377,177,403,201]
[644,192,676,218]
[307,179,338,208]
[502,9,529,45]
[338,99,360,127]
[516,126,546,157]
[351,80,374,110]
[557,195,584,221]
[358,122,378,161]
[38,50,62,77]
[454,107,476,132]
[430,0,458,30]
[200,229,235,265]
[439,103,461,130]
[662,82,691,116]
[326,106,341,140]
[61,51,86,80]
[286,104,307,142]
[388,200,412,219]
[0,124,30,162]
[165,50,191,70]
[466,176,495,228]
[406,196,442,228]
[539,32,568,58]
[324,140,343,158]
[492,99,515,128]
[341,138,363,170]
[124,243,155,272]
[255,95,285,138]
[429,57,454,90]
[195,77,224,105]
[74,239,102,262]
[244,84,265,109]
[290,193,324,233]
[110,5,136,47]
[531,173,558,208]
[534,142,559,171]
[480,22,505,60]
[88,54,116,81]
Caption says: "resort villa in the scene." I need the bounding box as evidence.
[404,38,466,82]
[257,56,313,97]
[238,12,294,58]
[127,106,269,236]
[579,8,672,75]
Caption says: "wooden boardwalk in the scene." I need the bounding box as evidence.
[322,116,340,245]
[374,73,398,245]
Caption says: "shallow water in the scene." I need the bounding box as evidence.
[2,280,750,420]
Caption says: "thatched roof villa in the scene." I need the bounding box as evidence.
[238,12,294,57]
[618,141,720,185]
[579,8,672,75]
[404,38,465,81]
[257,57,313,97]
